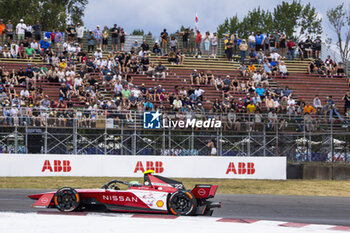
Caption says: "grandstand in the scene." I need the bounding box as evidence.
[0,29,349,159]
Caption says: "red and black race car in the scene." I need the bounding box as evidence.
[28,171,221,216]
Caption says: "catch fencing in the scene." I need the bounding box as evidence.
[0,109,349,162]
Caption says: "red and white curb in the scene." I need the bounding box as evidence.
[37,211,350,232]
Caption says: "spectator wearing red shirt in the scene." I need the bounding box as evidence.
[287,39,296,61]
[196,30,202,57]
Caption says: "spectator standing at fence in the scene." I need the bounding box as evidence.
[87,31,95,53]
[180,28,189,55]
[25,23,32,40]
[94,25,102,49]
[32,21,42,41]
[273,29,280,52]
[76,23,84,48]
[304,36,313,58]
[211,32,218,58]
[6,20,14,41]
[110,24,119,51]
[287,38,296,61]
[239,39,248,64]
[16,19,26,41]
[189,29,195,56]
[0,19,5,45]
[203,31,210,58]
[54,29,63,52]
[224,35,233,61]
[195,30,202,57]
[160,29,168,55]
[102,26,109,51]
[120,28,126,51]
[169,36,177,52]
[279,33,286,58]
[65,23,76,42]
[207,138,217,156]
[255,31,264,51]
[248,32,256,50]
[314,36,322,59]
[297,39,305,60]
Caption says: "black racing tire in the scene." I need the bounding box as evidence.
[167,190,197,216]
[54,187,80,212]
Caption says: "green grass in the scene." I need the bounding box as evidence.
[1,177,350,197]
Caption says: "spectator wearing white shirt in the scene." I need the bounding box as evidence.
[57,68,66,83]
[279,61,289,76]
[271,49,280,61]
[25,23,32,39]
[287,96,295,109]
[62,41,69,53]
[16,19,27,40]
[11,104,19,126]
[248,32,256,50]
[93,25,102,49]
[131,87,141,98]
[67,42,76,54]
[252,71,261,84]
[100,59,108,69]
[194,86,205,102]
[313,95,323,115]
[94,48,103,59]
[31,40,39,54]
[2,45,10,58]
[10,41,18,58]
[173,96,182,111]
[20,88,30,99]
[76,23,84,47]
[114,80,122,94]
[65,68,75,78]
[73,76,83,95]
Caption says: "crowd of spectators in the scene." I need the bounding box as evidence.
[0,19,348,131]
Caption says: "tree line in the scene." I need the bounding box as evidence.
[0,0,88,31]
[216,1,322,40]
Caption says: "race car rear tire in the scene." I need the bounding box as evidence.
[54,187,80,212]
[167,190,197,216]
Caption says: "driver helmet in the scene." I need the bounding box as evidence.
[129,180,140,186]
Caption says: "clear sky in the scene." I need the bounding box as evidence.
[83,0,346,39]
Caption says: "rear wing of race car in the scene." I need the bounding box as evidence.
[191,184,218,199]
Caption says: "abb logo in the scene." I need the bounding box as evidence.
[134,161,164,173]
[42,160,72,172]
[226,162,255,175]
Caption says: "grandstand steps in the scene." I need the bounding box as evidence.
[274,75,349,111]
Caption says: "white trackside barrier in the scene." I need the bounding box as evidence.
[0,154,286,180]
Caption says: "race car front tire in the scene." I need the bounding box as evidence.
[167,190,197,216]
[54,187,80,212]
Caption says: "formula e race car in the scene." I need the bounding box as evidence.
[28,171,221,216]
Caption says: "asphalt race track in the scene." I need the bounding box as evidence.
[0,189,349,226]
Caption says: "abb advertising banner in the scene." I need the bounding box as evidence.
[0,154,286,180]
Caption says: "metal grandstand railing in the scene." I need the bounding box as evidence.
[0,109,349,161]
